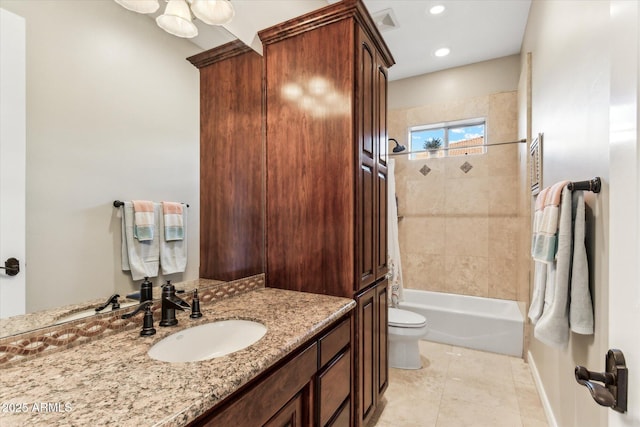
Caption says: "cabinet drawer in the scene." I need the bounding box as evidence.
[319,317,351,367]
[318,348,351,427]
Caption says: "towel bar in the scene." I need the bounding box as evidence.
[568,177,601,193]
[113,200,189,208]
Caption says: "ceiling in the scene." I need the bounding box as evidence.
[177,0,532,81]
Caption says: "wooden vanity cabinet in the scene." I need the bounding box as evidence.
[189,315,353,427]
[259,1,394,425]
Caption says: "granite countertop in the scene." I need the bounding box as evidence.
[0,288,355,426]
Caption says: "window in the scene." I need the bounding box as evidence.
[408,118,486,159]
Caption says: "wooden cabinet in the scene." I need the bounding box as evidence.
[189,315,352,427]
[356,279,388,425]
[191,1,393,425]
[259,1,394,425]
[187,42,265,282]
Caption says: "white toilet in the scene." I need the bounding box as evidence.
[388,307,429,369]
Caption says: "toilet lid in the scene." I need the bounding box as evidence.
[388,308,427,328]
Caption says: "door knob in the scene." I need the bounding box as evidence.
[0,258,20,276]
[575,349,627,413]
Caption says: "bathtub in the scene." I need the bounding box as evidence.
[398,289,524,357]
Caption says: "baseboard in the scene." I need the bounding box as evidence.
[527,350,558,427]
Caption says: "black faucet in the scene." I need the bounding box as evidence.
[160,281,190,327]
[95,294,120,312]
[121,301,156,336]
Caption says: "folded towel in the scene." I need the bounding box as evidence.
[531,181,569,262]
[159,205,187,275]
[121,201,160,280]
[569,190,594,334]
[162,202,184,241]
[132,200,155,242]
[534,185,572,348]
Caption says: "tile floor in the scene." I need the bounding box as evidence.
[370,341,549,427]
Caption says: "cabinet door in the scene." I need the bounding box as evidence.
[376,279,389,398]
[356,284,377,425]
[375,64,389,281]
[357,31,377,292]
[263,391,306,427]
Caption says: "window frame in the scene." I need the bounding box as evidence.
[408,117,487,159]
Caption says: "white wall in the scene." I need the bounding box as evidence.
[0,0,202,312]
[521,1,611,426]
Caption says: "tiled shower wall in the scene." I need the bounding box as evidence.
[389,91,528,301]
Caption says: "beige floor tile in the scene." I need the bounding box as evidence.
[372,343,548,427]
[522,416,550,427]
[436,399,523,427]
[442,375,519,412]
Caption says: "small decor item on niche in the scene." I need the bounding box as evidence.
[424,137,442,152]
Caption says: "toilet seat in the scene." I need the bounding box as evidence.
[389,307,427,328]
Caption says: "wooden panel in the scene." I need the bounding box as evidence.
[357,286,376,424]
[359,163,375,289]
[264,19,355,297]
[327,399,350,427]
[193,343,317,427]
[198,48,264,281]
[318,349,351,426]
[319,317,351,367]
[263,391,306,427]
[376,280,388,397]
[356,29,377,292]
[375,63,389,280]
[376,169,388,280]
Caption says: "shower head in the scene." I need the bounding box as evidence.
[390,138,406,153]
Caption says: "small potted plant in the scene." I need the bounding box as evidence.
[423,137,442,152]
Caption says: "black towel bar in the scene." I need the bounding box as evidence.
[113,200,189,208]
[568,177,601,193]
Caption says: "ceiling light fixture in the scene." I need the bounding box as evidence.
[434,47,450,57]
[114,0,235,39]
[115,0,160,14]
[429,5,445,15]
[156,0,198,38]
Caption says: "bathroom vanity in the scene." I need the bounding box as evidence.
[0,278,355,427]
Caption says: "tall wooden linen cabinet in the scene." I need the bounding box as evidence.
[190,1,394,425]
[259,1,394,425]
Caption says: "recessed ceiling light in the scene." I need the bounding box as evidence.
[434,47,450,57]
[429,5,445,15]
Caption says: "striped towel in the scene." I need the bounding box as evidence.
[162,201,184,241]
[132,200,155,242]
[531,181,569,262]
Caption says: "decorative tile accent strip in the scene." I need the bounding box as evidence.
[0,274,265,367]
[419,165,431,176]
[460,161,473,173]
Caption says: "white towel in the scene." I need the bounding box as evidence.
[528,261,547,324]
[534,185,572,348]
[121,202,160,280]
[569,191,594,334]
[159,206,187,275]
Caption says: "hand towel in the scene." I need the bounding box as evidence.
[528,261,547,324]
[531,181,569,263]
[132,200,155,242]
[534,185,572,348]
[121,201,160,280]
[162,202,184,241]
[569,190,594,334]
[159,205,187,275]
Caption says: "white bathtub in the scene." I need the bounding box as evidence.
[398,289,524,357]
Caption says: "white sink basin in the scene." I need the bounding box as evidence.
[148,320,267,363]
[55,301,138,325]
